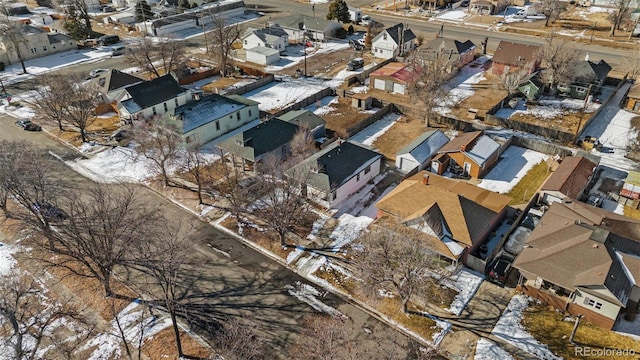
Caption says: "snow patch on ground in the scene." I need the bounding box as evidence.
[285,281,343,317]
[305,96,339,116]
[65,146,154,183]
[478,146,548,194]
[245,78,332,112]
[328,214,373,251]
[492,295,561,360]
[0,244,17,275]
[474,338,515,360]
[436,10,470,21]
[444,268,485,316]
[350,112,402,146]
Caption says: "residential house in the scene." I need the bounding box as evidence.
[421,38,476,73]
[94,69,145,103]
[491,41,541,76]
[395,130,449,173]
[432,131,501,178]
[348,6,362,23]
[216,118,300,171]
[540,156,597,205]
[289,141,382,208]
[276,109,326,140]
[246,46,280,65]
[371,23,416,60]
[269,14,343,42]
[517,72,544,100]
[624,83,640,112]
[118,74,192,121]
[242,26,289,53]
[172,94,259,144]
[0,24,75,65]
[469,0,494,14]
[376,171,511,264]
[369,62,420,95]
[560,59,611,100]
[620,171,640,199]
[513,201,640,329]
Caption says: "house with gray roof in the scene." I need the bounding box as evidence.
[172,94,259,144]
[0,24,75,65]
[94,69,145,103]
[288,140,382,208]
[371,23,416,59]
[118,74,192,121]
[432,131,500,178]
[421,38,476,73]
[276,109,326,140]
[269,14,343,42]
[395,130,449,173]
[559,59,612,100]
[216,118,300,169]
[242,25,288,53]
[514,201,640,329]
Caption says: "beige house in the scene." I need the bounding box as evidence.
[0,24,75,66]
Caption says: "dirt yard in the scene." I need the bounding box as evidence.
[372,116,433,160]
[320,96,380,133]
[447,73,507,120]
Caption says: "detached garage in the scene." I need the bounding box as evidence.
[369,62,421,95]
[246,46,280,66]
[396,129,449,173]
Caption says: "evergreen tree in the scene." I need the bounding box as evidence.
[63,5,90,40]
[176,0,190,13]
[327,0,350,23]
[135,1,154,23]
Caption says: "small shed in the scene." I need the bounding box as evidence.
[370,62,420,95]
[246,46,280,66]
[351,93,372,110]
[621,171,640,199]
[625,83,640,112]
[396,130,449,173]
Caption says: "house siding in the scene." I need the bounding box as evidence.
[372,32,400,59]
[182,103,259,144]
[492,60,540,76]
[0,30,75,65]
[243,33,287,52]
[308,157,381,208]
[573,288,622,321]
[122,91,192,120]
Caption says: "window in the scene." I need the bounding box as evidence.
[43,46,47,51]
[364,165,371,174]
[383,33,387,40]
[152,106,157,115]
[584,297,603,310]
[175,98,179,107]
[31,48,37,53]
[249,110,252,117]
[163,102,168,112]
[356,173,361,181]
[331,191,337,200]
[235,139,243,146]
[236,112,240,121]
[215,120,220,131]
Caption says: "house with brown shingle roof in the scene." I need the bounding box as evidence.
[431,131,501,178]
[491,41,541,76]
[375,171,511,264]
[540,156,598,205]
[514,201,640,329]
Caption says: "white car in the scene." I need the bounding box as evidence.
[361,15,371,26]
[89,68,108,78]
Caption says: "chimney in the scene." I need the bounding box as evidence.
[585,52,590,62]
[460,145,466,151]
[592,243,599,249]
[422,174,429,185]
[337,137,343,145]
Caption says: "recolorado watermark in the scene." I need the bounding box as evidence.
[575,346,636,357]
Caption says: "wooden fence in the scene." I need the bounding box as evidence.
[270,87,335,118]
[346,102,395,137]
[223,74,276,96]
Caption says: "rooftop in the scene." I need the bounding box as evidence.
[174,94,250,133]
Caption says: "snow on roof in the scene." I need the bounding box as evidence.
[466,135,500,167]
[443,237,466,256]
[175,94,249,133]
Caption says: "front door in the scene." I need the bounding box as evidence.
[463,162,471,177]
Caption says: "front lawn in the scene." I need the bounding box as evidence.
[505,161,550,205]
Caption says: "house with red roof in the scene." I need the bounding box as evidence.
[369,62,421,95]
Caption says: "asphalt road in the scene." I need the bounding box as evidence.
[0,113,416,358]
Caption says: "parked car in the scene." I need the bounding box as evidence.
[97,34,120,46]
[89,68,108,78]
[460,0,469,6]
[361,15,371,26]
[347,58,364,71]
[31,202,68,222]
[349,39,363,51]
[489,256,513,285]
[15,119,42,131]
[111,45,126,56]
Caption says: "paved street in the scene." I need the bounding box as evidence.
[0,113,415,358]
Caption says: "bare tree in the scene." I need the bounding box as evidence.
[107,298,146,360]
[500,70,528,95]
[28,74,73,131]
[289,315,365,360]
[538,32,583,93]
[0,269,93,360]
[182,140,210,205]
[214,149,253,220]
[288,126,315,161]
[350,226,445,314]
[608,0,633,36]
[208,15,240,76]
[0,14,28,74]
[210,317,265,360]
[540,0,565,27]
[47,184,161,297]
[134,116,184,186]
[254,154,309,247]
[126,37,185,78]
[407,48,453,126]
[65,74,101,143]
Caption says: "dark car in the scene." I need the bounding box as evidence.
[31,202,68,222]
[349,39,363,51]
[98,34,120,46]
[489,256,512,285]
[15,119,42,131]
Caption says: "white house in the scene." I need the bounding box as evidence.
[395,130,449,173]
[348,6,362,23]
[242,26,288,53]
[371,23,416,60]
[0,24,75,66]
[173,94,259,144]
[270,14,343,42]
[289,140,383,208]
[246,46,280,65]
[93,69,145,103]
[118,74,192,121]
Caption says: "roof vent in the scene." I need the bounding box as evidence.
[592,243,599,249]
